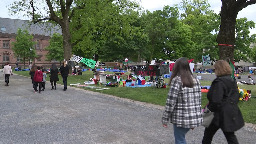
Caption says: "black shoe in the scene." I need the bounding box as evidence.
[54,86,56,90]
[63,89,66,91]
[51,87,54,90]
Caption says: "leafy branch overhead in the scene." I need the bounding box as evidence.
[9,0,74,62]
[8,0,256,63]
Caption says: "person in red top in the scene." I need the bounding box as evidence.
[33,66,43,93]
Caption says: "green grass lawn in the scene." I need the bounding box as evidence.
[14,70,256,124]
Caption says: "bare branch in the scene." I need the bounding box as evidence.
[60,0,66,17]
[32,17,51,23]
[46,0,62,24]
[69,2,84,20]
[236,0,256,12]
[66,0,73,9]
[65,0,73,19]
[29,0,50,24]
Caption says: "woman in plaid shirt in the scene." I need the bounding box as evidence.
[162,57,202,144]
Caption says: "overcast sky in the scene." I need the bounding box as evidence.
[0,0,255,34]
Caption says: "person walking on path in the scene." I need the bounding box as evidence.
[162,57,202,144]
[29,65,37,90]
[33,66,43,93]
[202,60,244,144]
[3,62,13,86]
[50,64,59,90]
[60,61,69,91]
[42,69,47,91]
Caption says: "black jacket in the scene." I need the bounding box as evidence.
[50,68,59,82]
[207,75,244,132]
[29,71,35,80]
[60,65,69,77]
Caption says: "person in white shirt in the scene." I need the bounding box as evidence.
[3,62,13,86]
[248,75,255,85]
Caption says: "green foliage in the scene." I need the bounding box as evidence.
[235,18,256,62]
[9,0,256,64]
[141,6,190,61]
[12,28,36,66]
[45,33,64,62]
[250,44,256,63]
[179,0,219,62]
[9,0,75,62]
[71,0,146,62]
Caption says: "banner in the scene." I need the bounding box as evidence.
[70,55,96,69]
[202,55,211,66]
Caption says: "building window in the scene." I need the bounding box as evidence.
[3,40,10,49]
[1,27,6,32]
[35,40,40,50]
[3,54,10,62]
[37,55,42,61]
[17,57,22,62]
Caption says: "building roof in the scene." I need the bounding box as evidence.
[0,17,61,36]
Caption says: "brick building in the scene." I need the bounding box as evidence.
[0,17,61,68]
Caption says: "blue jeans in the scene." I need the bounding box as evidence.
[173,124,190,144]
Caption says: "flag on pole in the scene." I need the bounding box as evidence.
[229,61,235,79]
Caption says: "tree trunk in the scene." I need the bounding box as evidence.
[61,19,72,74]
[217,1,238,62]
[61,21,72,62]
[23,57,26,69]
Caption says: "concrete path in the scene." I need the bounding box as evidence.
[0,72,255,144]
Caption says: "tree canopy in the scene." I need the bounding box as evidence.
[45,33,64,62]
[12,28,36,68]
[9,0,256,64]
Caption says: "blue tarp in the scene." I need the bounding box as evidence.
[82,68,127,73]
[201,86,211,89]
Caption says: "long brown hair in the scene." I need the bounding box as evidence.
[30,65,36,72]
[169,57,194,88]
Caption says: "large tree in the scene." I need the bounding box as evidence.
[12,28,36,68]
[218,0,256,61]
[10,0,74,62]
[70,0,144,62]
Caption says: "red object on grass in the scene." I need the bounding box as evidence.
[141,80,146,85]
[201,89,209,93]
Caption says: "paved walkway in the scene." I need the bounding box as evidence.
[0,72,255,144]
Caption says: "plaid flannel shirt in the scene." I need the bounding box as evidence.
[162,76,203,128]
